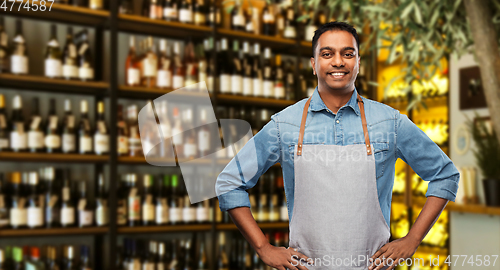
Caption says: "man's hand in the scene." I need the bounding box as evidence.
[368,236,419,270]
[256,243,311,270]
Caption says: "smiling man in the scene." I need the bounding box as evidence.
[215,22,459,270]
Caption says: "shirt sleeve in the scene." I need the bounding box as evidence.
[396,113,460,201]
[216,116,281,211]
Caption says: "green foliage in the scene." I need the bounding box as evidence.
[468,114,500,179]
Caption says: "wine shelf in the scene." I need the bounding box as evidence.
[117,14,212,38]
[0,226,109,237]
[117,85,213,100]
[216,94,295,108]
[216,222,289,231]
[0,152,109,163]
[0,2,110,26]
[117,224,212,234]
[446,202,500,216]
[0,74,109,95]
[216,28,296,51]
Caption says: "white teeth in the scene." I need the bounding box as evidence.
[330,72,345,76]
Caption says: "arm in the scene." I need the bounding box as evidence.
[370,113,459,270]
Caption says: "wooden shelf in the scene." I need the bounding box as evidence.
[118,14,212,38]
[0,2,109,26]
[216,94,295,108]
[216,222,289,230]
[117,224,212,234]
[415,245,448,256]
[0,152,109,163]
[118,155,233,166]
[118,85,212,100]
[0,74,108,95]
[216,28,296,51]
[0,226,108,237]
[446,202,500,216]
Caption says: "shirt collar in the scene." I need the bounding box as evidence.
[309,87,361,116]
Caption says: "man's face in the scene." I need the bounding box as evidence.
[310,30,360,93]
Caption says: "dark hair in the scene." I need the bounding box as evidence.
[312,21,360,58]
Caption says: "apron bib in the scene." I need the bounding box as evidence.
[289,93,391,269]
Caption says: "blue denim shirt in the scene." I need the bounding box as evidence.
[215,87,460,227]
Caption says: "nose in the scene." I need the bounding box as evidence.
[331,53,344,68]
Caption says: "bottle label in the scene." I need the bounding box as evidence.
[79,136,92,153]
[96,205,109,226]
[79,66,94,80]
[277,17,285,30]
[10,131,27,150]
[172,75,184,89]
[27,207,43,227]
[118,135,129,154]
[169,207,181,223]
[143,263,155,270]
[0,115,6,128]
[28,130,44,149]
[157,70,172,88]
[128,195,141,221]
[79,210,94,226]
[164,7,177,19]
[263,13,274,22]
[182,207,196,222]
[62,134,76,152]
[155,200,168,224]
[305,25,317,41]
[195,12,206,25]
[274,85,285,99]
[232,13,245,27]
[179,9,193,23]
[280,206,289,221]
[0,138,8,149]
[243,77,253,96]
[284,27,296,39]
[94,133,109,154]
[198,71,207,88]
[231,75,242,94]
[142,203,155,221]
[117,199,127,225]
[45,58,62,78]
[263,80,274,97]
[172,127,183,145]
[157,263,165,270]
[45,134,61,148]
[207,75,214,93]
[183,142,197,158]
[127,68,140,85]
[11,55,28,74]
[127,260,141,270]
[142,57,158,77]
[89,0,103,9]
[63,64,79,78]
[61,207,75,225]
[220,74,231,93]
[198,130,210,152]
[10,207,27,226]
[196,206,209,222]
[253,78,263,96]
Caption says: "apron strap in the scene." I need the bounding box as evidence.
[296,92,372,156]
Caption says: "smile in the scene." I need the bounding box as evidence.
[327,72,349,78]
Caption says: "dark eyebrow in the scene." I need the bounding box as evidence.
[319,46,357,53]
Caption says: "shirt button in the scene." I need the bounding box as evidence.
[336,120,340,124]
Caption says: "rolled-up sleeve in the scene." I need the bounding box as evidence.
[396,113,459,201]
[216,116,281,211]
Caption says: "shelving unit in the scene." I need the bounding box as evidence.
[0,152,109,163]
[0,74,109,95]
[0,227,109,237]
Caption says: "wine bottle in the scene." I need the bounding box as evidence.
[127,173,141,227]
[277,175,288,222]
[268,171,279,222]
[46,246,59,270]
[283,0,296,39]
[142,37,158,88]
[26,172,44,228]
[44,167,60,228]
[94,101,109,155]
[182,108,197,159]
[157,39,173,89]
[241,41,253,96]
[207,0,221,27]
[117,104,129,156]
[77,180,94,227]
[275,2,285,38]
[89,0,103,10]
[142,174,155,226]
[77,30,94,81]
[169,174,182,225]
[128,240,141,270]
[125,36,141,86]
[262,48,274,98]
[218,38,231,94]
[252,43,262,97]
[78,100,93,154]
[231,4,246,31]
[197,236,208,270]
[284,59,295,101]
[116,176,127,227]
[127,105,142,156]
[45,98,62,153]
[193,0,206,26]
[62,99,76,153]
[274,54,285,99]
[119,0,133,14]
[203,39,214,93]
[157,242,166,270]
[178,0,193,24]
[0,94,8,151]
[27,98,44,153]
[172,42,185,89]
[0,16,9,73]
[171,107,184,157]
[182,178,195,224]
[63,245,77,270]
[217,233,229,270]
[143,241,157,270]
[9,172,27,229]
[155,175,169,225]
[184,40,198,87]
[10,95,26,152]
[163,0,178,21]
[197,109,210,158]
[45,24,63,78]
[0,173,9,227]
[156,100,173,158]
[95,173,109,226]
[11,247,24,270]
[79,245,92,270]
[60,170,75,227]
[230,40,243,95]
[11,19,28,75]
[62,27,79,80]
[261,2,275,36]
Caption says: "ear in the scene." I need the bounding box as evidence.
[310,57,316,75]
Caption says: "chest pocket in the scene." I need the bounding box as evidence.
[372,142,389,179]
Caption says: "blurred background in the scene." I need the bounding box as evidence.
[0,0,499,269]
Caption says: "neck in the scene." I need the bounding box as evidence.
[317,86,355,114]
